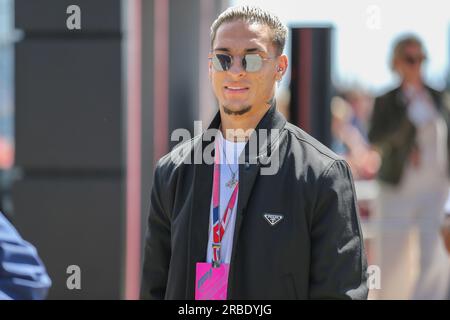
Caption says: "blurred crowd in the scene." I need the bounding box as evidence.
[331,34,450,300]
[330,88,380,180]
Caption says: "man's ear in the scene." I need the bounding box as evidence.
[278,54,288,76]
[275,54,288,81]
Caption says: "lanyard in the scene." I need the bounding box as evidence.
[212,138,239,267]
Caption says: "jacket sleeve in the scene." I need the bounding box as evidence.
[368,96,386,146]
[309,160,368,300]
[140,161,172,300]
[368,96,416,149]
[0,212,51,300]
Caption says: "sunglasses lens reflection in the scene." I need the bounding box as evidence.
[212,54,264,72]
[244,54,263,72]
[213,54,232,71]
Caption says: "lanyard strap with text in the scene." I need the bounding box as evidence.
[212,138,239,268]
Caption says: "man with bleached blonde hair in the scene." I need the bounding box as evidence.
[141,5,368,300]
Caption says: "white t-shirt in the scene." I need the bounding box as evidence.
[206,131,246,264]
[401,86,449,191]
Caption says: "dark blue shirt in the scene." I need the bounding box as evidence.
[0,212,51,299]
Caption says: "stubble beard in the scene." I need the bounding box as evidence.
[222,104,252,116]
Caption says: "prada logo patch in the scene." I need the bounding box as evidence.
[263,213,284,226]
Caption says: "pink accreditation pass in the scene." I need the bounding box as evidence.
[195,262,230,300]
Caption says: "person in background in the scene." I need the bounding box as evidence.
[368,34,450,299]
[442,196,450,255]
[442,93,450,258]
[442,195,450,299]
[330,91,380,180]
[343,89,373,141]
[0,137,13,170]
[0,211,51,299]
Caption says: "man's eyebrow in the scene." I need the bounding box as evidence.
[213,47,230,52]
[213,47,264,53]
[245,48,262,53]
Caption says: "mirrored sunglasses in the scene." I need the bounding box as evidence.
[210,53,273,72]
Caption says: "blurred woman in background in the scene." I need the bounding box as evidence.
[368,35,450,299]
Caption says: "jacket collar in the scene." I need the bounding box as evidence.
[394,85,441,109]
[207,102,286,131]
[207,102,287,160]
[185,102,286,299]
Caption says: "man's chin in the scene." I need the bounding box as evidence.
[222,104,252,116]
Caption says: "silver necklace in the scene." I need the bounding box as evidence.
[222,141,238,189]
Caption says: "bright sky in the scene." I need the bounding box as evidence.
[231,0,450,94]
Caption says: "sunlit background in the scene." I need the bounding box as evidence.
[233,0,450,93]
